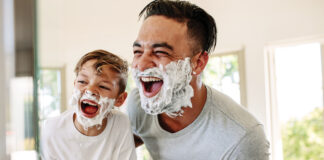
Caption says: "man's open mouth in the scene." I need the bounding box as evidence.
[80,100,99,118]
[141,76,163,97]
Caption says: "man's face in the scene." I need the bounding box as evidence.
[132,15,194,98]
[132,15,196,116]
[74,59,120,118]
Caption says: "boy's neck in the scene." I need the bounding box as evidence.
[73,113,108,136]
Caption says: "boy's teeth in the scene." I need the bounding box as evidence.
[83,101,97,106]
[141,77,162,82]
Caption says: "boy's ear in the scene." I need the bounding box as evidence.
[114,92,128,107]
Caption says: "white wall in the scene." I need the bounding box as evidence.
[38,0,324,131]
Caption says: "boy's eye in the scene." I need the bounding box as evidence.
[78,80,86,84]
[100,85,110,90]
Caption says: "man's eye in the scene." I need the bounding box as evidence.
[154,51,169,56]
[133,50,143,55]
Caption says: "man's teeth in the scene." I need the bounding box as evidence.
[83,101,97,106]
[141,77,162,82]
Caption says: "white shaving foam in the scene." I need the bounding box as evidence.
[69,89,115,130]
[132,57,194,117]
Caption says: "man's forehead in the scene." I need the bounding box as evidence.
[139,16,188,37]
[143,15,186,28]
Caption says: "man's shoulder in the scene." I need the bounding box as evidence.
[206,86,262,131]
[126,88,144,115]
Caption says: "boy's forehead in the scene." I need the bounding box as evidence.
[80,61,120,79]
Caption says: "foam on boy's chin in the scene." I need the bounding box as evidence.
[132,57,194,117]
[69,89,115,131]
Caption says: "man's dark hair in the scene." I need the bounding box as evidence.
[139,0,217,54]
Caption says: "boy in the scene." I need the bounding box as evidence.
[41,50,136,160]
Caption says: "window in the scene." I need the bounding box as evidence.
[266,41,324,160]
[203,49,246,106]
[6,77,37,160]
[38,68,64,122]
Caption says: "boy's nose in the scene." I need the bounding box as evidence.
[85,86,98,96]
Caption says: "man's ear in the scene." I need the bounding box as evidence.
[114,92,128,107]
[191,51,209,75]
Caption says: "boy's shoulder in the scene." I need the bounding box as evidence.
[110,109,131,125]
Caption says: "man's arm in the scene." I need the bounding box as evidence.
[228,124,270,160]
[133,134,144,147]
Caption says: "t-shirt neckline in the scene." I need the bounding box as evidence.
[153,86,211,137]
[70,111,113,140]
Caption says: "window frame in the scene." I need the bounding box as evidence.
[265,36,324,160]
[207,48,247,107]
[39,67,66,114]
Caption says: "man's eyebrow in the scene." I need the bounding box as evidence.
[133,41,174,51]
[133,42,141,47]
[152,42,173,50]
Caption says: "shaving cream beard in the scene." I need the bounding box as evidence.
[69,89,115,130]
[132,57,194,117]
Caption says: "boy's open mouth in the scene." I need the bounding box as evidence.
[140,76,163,98]
[80,100,99,118]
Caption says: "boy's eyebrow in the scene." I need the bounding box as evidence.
[102,80,114,86]
[79,73,88,78]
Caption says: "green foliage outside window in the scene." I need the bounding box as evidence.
[281,107,324,160]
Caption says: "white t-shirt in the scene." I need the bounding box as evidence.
[41,109,136,160]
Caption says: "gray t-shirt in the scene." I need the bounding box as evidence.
[127,86,270,160]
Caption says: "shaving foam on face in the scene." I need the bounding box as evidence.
[132,57,194,117]
[69,89,115,130]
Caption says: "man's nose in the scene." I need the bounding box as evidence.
[135,52,156,72]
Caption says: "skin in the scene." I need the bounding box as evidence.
[132,15,209,146]
[73,59,127,136]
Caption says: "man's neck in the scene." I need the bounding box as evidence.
[158,84,207,133]
[73,113,107,136]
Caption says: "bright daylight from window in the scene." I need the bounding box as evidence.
[274,43,324,160]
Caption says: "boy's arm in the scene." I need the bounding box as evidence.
[40,120,55,160]
[117,115,137,160]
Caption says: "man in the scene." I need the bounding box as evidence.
[127,0,270,159]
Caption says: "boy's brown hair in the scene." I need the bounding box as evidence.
[74,49,128,94]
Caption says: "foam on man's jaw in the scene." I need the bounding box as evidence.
[69,89,115,131]
[132,57,194,117]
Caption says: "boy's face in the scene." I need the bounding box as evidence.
[74,59,121,118]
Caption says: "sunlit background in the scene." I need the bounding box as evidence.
[1,0,324,160]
